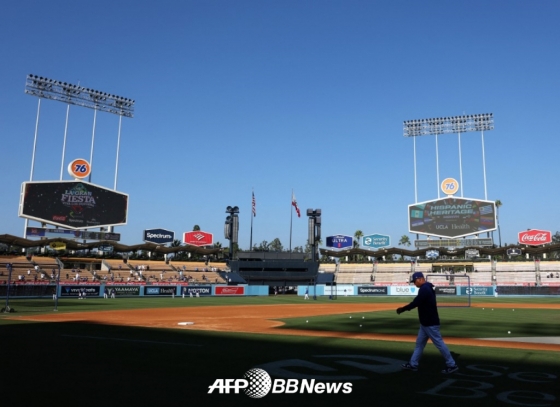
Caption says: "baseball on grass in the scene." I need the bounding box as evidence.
[508,331,511,334]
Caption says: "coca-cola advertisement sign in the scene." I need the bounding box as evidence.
[518,229,552,246]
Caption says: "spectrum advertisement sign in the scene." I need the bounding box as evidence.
[144,228,174,244]
[362,234,390,249]
[409,197,496,238]
[326,235,353,249]
[358,286,388,295]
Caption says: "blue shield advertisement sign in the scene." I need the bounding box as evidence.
[144,228,175,244]
[362,234,390,249]
[326,235,353,249]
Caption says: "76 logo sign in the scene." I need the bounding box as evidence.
[67,158,91,179]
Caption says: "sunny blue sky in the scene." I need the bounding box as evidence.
[1,0,559,251]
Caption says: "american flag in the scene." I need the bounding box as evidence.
[252,192,256,217]
[292,192,301,218]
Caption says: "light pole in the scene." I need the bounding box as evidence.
[224,206,239,261]
[3,263,13,313]
[54,261,61,311]
[403,113,494,202]
[306,209,321,263]
[24,74,135,234]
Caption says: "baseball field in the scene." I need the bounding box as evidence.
[1,295,558,406]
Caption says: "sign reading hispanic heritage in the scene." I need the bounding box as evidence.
[409,197,496,238]
[326,235,353,249]
[144,228,175,244]
[183,231,213,247]
[19,181,128,230]
[362,234,390,249]
[518,229,552,246]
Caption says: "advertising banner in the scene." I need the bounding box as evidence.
[215,286,245,296]
[409,197,496,238]
[460,286,494,296]
[388,286,418,296]
[183,231,213,246]
[181,286,212,296]
[144,286,177,296]
[332,284,354,295]
[144,228,174,244]
[20,181,128,230]
[60,286,100,297]
[362,234,390,249]
[26,227,120,241]
[518,229,552,246]
[326,235,353,249]
[104,286,140,296]
[357,286,388,295]
[435,286,457,295]
[415,238,493,248]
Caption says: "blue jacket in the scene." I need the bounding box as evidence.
[402,282,440,326]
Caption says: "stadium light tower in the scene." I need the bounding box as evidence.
[24,74,135,236]
[24,74,135,185]
[403,113,494,201]
[224,206,239,261]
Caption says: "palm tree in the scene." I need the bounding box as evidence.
[354,230,363,248]
[193,225,201,231]
[399,235,411,247]
[353,230,363,262]
[495,200,502,247]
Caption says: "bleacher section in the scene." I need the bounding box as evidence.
[169,261,226,284]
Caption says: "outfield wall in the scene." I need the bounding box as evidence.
[2,283,559,298]
[298,284,560,296]
[0,284,268,298]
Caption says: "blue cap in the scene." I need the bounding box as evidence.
[411,272,424,281]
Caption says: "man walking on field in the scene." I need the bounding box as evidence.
[396,272,458,374]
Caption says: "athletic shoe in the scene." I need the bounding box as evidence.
[401,363,418,372]
[442,365,459,374]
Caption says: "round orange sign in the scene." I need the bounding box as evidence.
[68,158,91,179]
[441,178,459,195]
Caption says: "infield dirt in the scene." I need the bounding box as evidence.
[14,302,560,352]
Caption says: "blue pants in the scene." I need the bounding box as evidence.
[410,325,456,368]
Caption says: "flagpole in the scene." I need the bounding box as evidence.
[289,189,293,251]
[250,189,254,251]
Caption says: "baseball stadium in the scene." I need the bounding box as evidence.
[1,79,559,406]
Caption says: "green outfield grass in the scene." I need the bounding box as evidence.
[1,296,558,407]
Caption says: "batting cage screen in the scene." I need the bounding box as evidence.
[425,273,471,307]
